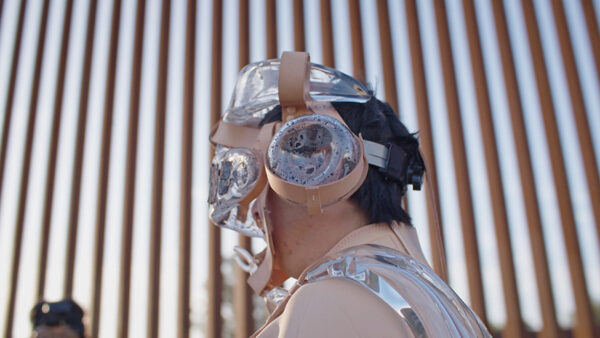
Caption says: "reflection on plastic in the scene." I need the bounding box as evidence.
[223,59,372,126]
[304,245,491,337]
[267,114,360,187]
[208,146,264,237]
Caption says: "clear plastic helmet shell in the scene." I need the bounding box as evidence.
[223,59,371,126]
[267,114,361,189]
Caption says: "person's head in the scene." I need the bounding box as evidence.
[256,98,423,277]
[31,299,84,338]
[208,51,424,291]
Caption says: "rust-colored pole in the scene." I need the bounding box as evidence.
[239,0,249,67]
[37,0,74,300]
[118,0,146,336]
[178,0,195,337]
[521,1,596,337]
[550,0,600,246]
[147,0,170,337]
[462,1,524,336]
[3,1,51,336]
[404,0,447,283]
[90,0,117,335]
[207,0,224,336]
[431,0,487,320]
[293,0,305,51]
[581,0,600,80]
[233,1,254,337]
[376,0,398,113]
[63,0,94,296]
[320,0,335,67]
[266,0,277,59]
[0,0,27,212]
[348,0,365,83]
[491,1,559,337]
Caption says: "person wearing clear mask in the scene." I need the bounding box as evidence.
[209,52,490,337]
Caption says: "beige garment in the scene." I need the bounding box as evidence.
[252,222,431,338]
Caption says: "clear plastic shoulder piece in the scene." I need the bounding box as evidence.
[304,245,492,338]
[223,59,372,126]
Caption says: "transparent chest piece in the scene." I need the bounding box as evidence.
[267,114,360,188]
[208,146,264,237]
[304,245,491,337]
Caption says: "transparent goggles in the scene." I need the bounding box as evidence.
[209,55,372,236]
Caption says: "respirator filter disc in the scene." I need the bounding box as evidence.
[267,114,360,188]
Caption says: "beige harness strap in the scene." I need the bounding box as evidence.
[279,52,311,121]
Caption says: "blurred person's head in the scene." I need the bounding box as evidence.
[30,299,84,338]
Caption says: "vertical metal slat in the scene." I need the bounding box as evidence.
[432,0,487,321]
[63,0,92,296]
[0,0,28,212]
[208,0,224,336]
[0,0,4,29]
[36,0,74,300]
[462,0,524,335]
[376,0,399,113]
[178,0,195,336]
[320,0,334,68]
[491,1,560,337]
[233,1,254,337]
[90,0,116,335]
[549,0,600,247]
[147,0,170,336]
[404,0,448,283]
[293,0,305,51]
[581,0,600,80]
[118,0,147,336]
[348,0,365,84]
[521,1,596,337]
[266,0,277,59]
[3,0,51,336]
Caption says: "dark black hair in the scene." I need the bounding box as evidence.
[260,97,422,225]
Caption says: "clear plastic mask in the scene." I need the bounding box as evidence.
[208,146,264,237]
[267,114,361,188]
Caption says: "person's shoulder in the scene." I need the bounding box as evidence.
[276,278,411,338]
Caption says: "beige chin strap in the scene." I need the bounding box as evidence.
[247,186,289,295]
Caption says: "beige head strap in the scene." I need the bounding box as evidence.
[279,52,311,122]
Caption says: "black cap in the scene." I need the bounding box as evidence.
[31,299,84,336]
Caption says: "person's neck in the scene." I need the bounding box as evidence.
[274,200,370,278]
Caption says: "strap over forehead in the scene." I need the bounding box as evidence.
[278,52,310,121]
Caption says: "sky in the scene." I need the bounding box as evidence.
[0,0,599,337]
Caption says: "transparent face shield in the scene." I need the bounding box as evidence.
[208,58,372,236]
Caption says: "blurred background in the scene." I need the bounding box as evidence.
[0,0,599,337]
